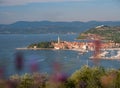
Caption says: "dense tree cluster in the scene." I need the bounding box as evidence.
[28,41,55,48]
[1,66,120,88]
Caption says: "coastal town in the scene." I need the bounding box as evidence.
[52,36,120,51]
[51,36,120,59]
[17,35,120,60]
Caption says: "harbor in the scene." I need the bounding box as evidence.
[90,50,120,60]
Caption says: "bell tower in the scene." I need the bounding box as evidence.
[58,36,60,44]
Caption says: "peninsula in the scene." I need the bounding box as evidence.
[26,37,118,53]
[77,25,120,45]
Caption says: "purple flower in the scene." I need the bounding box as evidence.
[15,52,24,71]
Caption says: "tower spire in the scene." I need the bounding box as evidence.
[58,36,60,44]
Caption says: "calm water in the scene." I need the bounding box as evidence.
[0,34,120,77]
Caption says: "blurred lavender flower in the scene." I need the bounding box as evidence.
[0,67,4,79]
[93,39,101,64]
[15,52,24,71]
[28,55,39,72]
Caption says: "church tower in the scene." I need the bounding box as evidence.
[58,36,60,44]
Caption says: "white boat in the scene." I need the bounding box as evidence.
[100,51,109,57]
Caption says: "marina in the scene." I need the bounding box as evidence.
[90,50,120,60]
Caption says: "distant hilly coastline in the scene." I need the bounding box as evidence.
[77,25,120,43]
[0,21,120,34]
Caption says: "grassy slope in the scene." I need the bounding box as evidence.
[77,26,120,43]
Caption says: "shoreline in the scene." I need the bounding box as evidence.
[16,47,55,50]
[90,56,120,60]
[102,48,120,50]
[16,47,87,52]
[16,47,120,51]
[16,47,74,51]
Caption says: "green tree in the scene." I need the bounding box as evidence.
[17,73,34,88]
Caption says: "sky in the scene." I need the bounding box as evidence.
[0,0,120,24]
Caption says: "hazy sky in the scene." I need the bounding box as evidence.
[0,0,120,24]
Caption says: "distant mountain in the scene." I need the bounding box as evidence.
[0,21,120,34]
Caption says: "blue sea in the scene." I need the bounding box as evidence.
[0,34,120,78]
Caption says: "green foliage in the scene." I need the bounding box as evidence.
[1,66,120,88]
[32,73,48,88]
[64,80,75,88]
[70,66,106,88]
[77,35,87,39]
[17,73,34,88]
[28,41,54,48]
[9,73,48,88]
[112,33,120,43]
[77,26,120,43]
[114,70,120,88]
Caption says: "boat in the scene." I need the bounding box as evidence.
[89,51,109,59]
